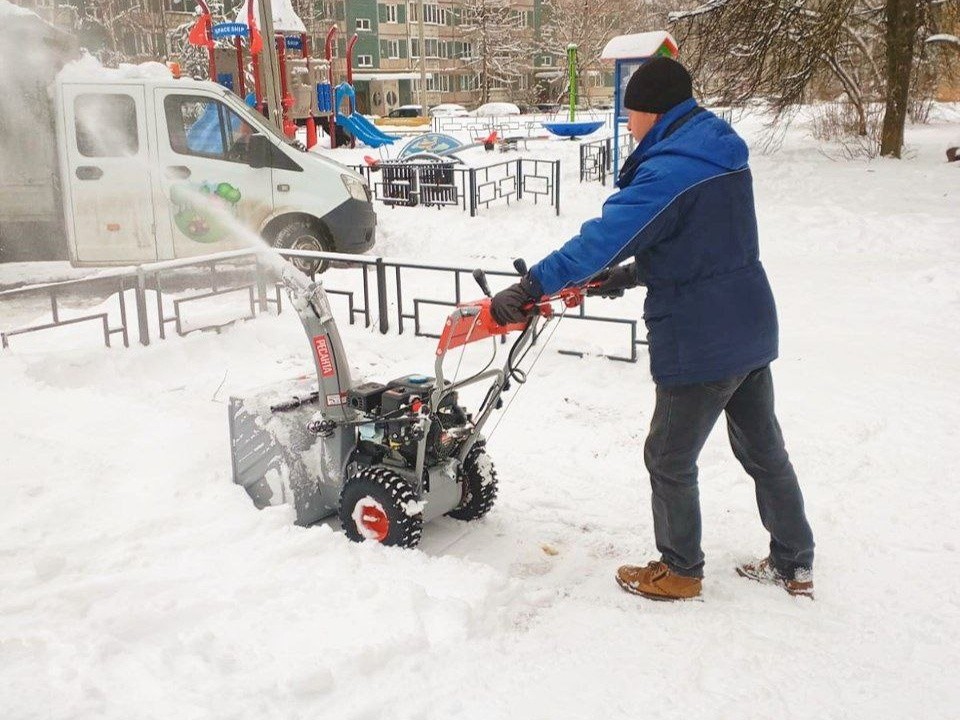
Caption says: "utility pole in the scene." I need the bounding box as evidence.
[417,0,427,116]
[257,0,284,132]
[159,0,168,59]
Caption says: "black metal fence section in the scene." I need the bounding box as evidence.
[353,160,465,211]
[352,158,560,217]
[0,272,134,349]
[0,249,645,362]
[379,258,644,362]
[579,133,635,186]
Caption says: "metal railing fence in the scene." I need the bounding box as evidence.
[1,249,645,362]
[579,133,634,186]
[351,158,561,217]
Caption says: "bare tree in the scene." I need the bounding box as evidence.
[669,0,960,157]
[669,1,860,119]
[458,0,532,104]
[538,0,656,103]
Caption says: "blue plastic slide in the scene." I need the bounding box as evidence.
[335,113,401,148]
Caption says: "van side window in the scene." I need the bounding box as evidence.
[75,94,139,157]
[165,95,255,163]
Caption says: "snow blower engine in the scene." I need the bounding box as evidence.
[228,261,593,547]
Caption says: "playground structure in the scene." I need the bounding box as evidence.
[601,31,679,173]
[541,44,605,140]
[187,0,397,150]
[328,27,399,150]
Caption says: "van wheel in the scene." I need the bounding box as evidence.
[273,220,333,276]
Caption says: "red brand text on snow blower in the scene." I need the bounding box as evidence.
[313,335,335,377]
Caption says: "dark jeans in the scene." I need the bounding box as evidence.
[644,366,814,579]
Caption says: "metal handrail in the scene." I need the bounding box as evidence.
[1,248,646,362]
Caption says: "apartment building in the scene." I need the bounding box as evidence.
[344,0,541,115]
[8,0,610,113]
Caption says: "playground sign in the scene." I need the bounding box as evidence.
[212,22,249,39]
[285,36,303,50]
[399,133,463,158]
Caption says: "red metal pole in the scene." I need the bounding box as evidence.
[248,0,264,115]
[346,33,358,87]
[208,47,217,82]
[277,35,296,138]
[235,37,246,97]
[302,33,317,149]
[325,25,338,148]
[206,21,217,81]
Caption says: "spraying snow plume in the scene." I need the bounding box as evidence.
[0,1,79,259]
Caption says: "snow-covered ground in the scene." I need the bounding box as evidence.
[2,109,959,720]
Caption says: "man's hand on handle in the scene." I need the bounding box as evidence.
[490,276,540,326]
[585,262,640,299]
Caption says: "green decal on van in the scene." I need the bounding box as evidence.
[170,181,242,243]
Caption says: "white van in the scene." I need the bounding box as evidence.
[51,75,375,271]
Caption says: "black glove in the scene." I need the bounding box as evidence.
[585,262,640,299]
[490,275,541,326]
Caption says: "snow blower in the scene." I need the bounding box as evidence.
[228,261,594,547]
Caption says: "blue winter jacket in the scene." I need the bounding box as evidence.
[529,98,778,386]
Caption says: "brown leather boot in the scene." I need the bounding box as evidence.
[736,557,814,599]
[616,561,702,601]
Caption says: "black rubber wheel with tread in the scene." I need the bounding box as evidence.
[339,467,424,547]
[447,444,498,521]
[273,220,333,276]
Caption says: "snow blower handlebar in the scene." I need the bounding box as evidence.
[430,267,600,463]
[436,267,599,356]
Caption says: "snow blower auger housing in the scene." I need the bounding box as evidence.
[228,264,591,547]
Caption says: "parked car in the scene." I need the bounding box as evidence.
[429,103,469,118]
[386,105,424,119]
[470,102,521,117]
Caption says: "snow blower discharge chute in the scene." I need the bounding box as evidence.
[228,264,597,547]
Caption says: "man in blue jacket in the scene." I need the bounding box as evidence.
[491,58,815,601]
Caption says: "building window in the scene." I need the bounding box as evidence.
[410,3,442,24]
[461,42,473,60]
[383,4,397,23]
[356,54,374,68]
[541,55,554,66]
[356,18,371,31]
[386,39,400,59]
[413,75,452,93]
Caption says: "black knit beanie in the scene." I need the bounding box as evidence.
[623,57,693,114]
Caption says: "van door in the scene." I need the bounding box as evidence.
[153,90,274,259]
[60,84,158,263]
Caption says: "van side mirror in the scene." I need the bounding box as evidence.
[248,134,270,169]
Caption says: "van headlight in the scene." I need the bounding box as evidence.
[341,174,370,201]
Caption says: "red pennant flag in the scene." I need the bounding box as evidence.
[187,14,213,49]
